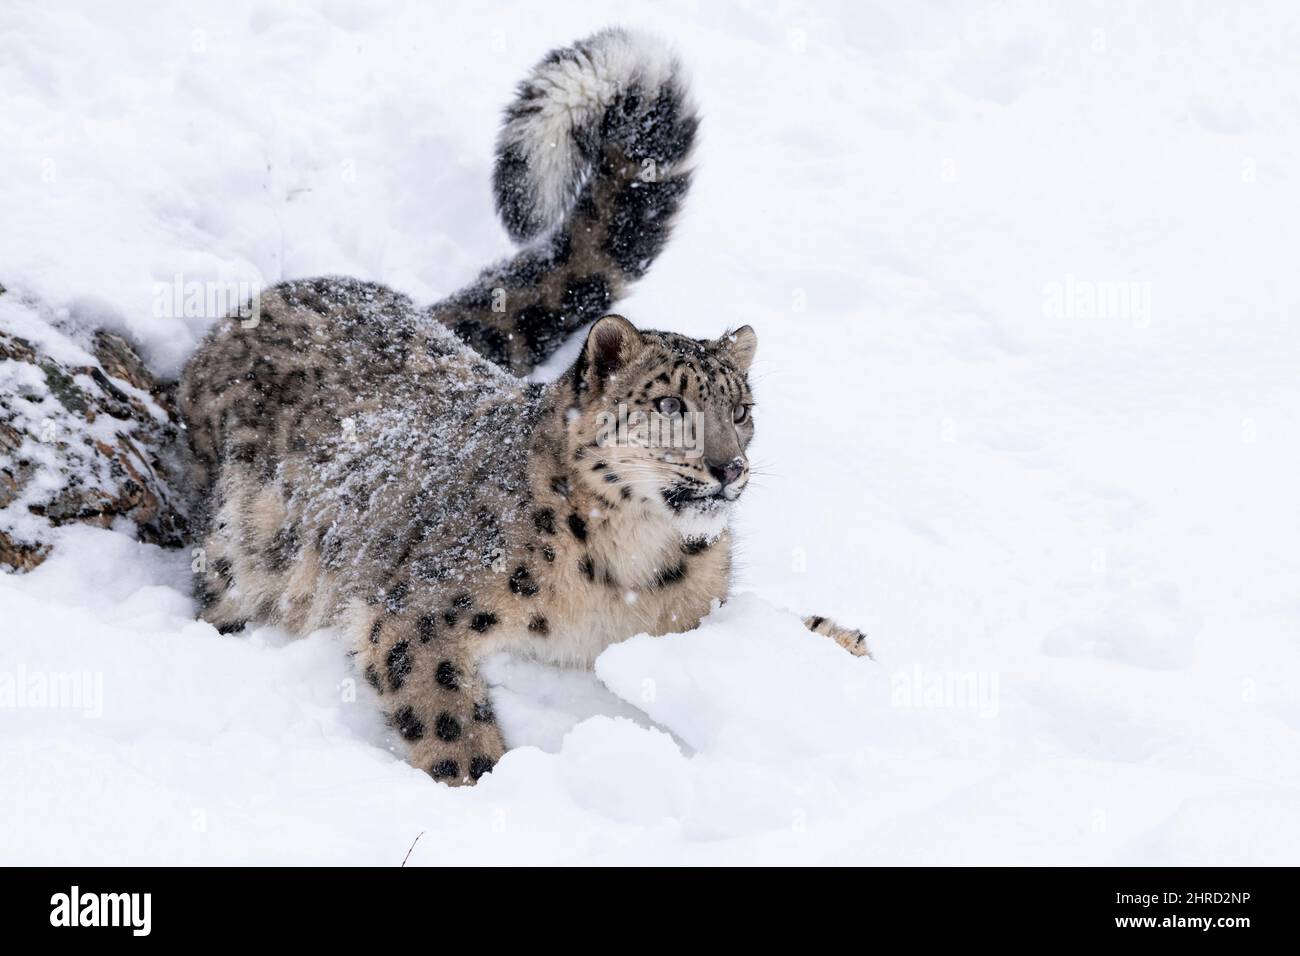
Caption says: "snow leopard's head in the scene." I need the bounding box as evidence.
[566,315,757,539]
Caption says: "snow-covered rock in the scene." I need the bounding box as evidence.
[0,289,188,570]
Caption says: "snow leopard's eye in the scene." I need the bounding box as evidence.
[655,396,683,416]
[733,404,751,424]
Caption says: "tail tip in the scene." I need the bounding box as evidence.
[492,28,697,244]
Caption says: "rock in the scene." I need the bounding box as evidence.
[0,291,190,572]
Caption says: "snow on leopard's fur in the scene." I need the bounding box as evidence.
[179,29,865,785]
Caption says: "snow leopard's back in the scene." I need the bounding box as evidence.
[179,276,546,632]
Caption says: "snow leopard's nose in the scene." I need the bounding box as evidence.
[708,456,746,487]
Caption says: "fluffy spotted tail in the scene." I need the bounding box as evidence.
[432,28,699,376]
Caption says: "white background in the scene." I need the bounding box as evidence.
[1,0,1297,864]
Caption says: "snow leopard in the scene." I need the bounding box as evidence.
[179,28,867,785]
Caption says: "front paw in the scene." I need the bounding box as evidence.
[804,615,870,658]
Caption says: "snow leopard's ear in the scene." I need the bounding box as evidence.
[583,315,642,387]
[722,325,757,372]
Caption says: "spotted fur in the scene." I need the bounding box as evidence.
[178,31,864,788]
[804,615,871,658]
[443,27,698,376]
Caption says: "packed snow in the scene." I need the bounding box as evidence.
[2,1,1298,864]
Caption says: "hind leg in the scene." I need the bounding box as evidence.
[358,608,505,785]
[195,535,249,634]
[193,489,251,634]
[192,464,287,635]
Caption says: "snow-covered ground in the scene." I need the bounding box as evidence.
[2,0,1298,864]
